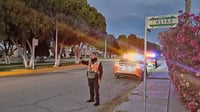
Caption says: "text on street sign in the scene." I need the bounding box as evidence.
[147,14,178,29]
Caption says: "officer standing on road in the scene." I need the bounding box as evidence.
[80,52,103,106]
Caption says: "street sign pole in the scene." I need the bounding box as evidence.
[144,17,148,112]
[143,14,178,112]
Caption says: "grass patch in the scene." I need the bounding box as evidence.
[0,65,25,72]
[0,63,23,66]
[0,62,75,72]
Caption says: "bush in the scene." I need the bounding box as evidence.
[171,72,200,111]
[159,11,200,111]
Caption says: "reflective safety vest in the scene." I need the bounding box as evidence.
[87,60,100,72]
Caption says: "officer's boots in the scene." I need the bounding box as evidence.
[94,97,100,106]
[86,99,94,102]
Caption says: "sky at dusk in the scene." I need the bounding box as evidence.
[87,0,200,43]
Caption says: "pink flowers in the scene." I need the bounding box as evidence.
[198,53,200,61]
[191,26,198,32]
[193,16,200,22]
[187,100,198,111]
[190,40,198,47]
[160,12,200,68]
[159,12,200,112]
[183,25,190,31]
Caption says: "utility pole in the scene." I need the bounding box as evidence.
[54,19,58,67]
[185,0,191,25]
[185,0,191,14]
[104,38,107,58]
[32,38,38,69]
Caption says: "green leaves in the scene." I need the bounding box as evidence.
[0,0,109,57]
[21,0,106,46]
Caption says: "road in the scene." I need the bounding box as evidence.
[0,60,141,112]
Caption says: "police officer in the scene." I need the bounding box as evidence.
[80,52,103,106]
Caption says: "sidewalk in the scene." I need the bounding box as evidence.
[114,65,188,112]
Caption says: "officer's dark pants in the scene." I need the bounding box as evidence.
[88,77,99,103]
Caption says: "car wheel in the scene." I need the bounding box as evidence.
[146,69,148,76]
[117,75,120,79]
[115,74,120,79]
[155,62,158,68]
[139,72,144,81]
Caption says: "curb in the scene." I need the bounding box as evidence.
[0,64,85,77]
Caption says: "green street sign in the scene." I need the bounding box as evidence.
[147,14,178,29]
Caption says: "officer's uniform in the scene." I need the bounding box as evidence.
[81,57,103,106]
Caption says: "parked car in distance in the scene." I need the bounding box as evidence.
[146,52,158,68]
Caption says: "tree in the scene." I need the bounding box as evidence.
[185,0,191,14]
[106,34,120,56]
[127,34,139,52]
[35,40,50,57]
[117,35,128,54]
[0,0,52,68]
[185,0,191,25]
[1,0,108,67]
[23,0,107,65]
[118,35,127,42]
[0,1,6,40]
[0,39,17,64]
[117,33,161,55]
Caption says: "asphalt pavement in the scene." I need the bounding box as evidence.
[113,61,188,112]
[0,59,188,112]
[0,59,139,112]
